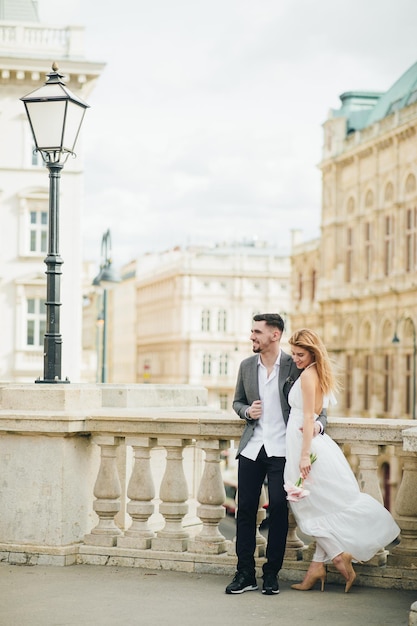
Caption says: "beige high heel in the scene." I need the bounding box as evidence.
[291,562,326,592]
[332,552,356,593]
[342,553,356,593]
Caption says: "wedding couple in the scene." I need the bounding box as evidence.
[225,314,399,595]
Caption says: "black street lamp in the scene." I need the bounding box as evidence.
[92,230,120,382]
[21,63,89,383]
[392,316,416,420]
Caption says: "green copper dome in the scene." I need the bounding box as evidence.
[366,60,417,125]
[333,60,417,134]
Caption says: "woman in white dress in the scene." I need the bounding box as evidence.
[284,328,400,592]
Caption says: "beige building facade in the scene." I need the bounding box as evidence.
[102,241,291,411]
[291,61,417,422]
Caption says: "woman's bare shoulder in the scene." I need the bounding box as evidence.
[300,366,318,388]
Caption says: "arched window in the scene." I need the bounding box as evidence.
[384,182,394,203]
[347,197,355,214]
[365,190,374,208]
[405,173,416,195]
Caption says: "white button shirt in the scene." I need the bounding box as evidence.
[240,353,287,460]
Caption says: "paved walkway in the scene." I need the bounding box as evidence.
[0,563,417,626]
[0,562,415,626]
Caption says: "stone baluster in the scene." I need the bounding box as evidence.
[84,436,123,547]
[350,442,387,565]
[152,438,192,552]
[188,440,228,554]
[388,430,417,567]
[285,510,306,561]
[117,437,157,549]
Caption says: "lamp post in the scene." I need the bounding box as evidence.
[92,230,120,382]
[392,316,416,420]
[21,63,89,383]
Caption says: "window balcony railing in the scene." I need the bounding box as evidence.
[0,383,416,593]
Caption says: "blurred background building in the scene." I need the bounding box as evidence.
[0,0,104,382]
[291,62,417,420]
[84,240,291,411]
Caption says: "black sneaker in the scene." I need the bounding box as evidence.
[225,571,258,594]
[262,572,279,595]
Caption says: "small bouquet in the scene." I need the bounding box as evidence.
[284,453,317,502]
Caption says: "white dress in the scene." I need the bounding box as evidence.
[284,374,400,562]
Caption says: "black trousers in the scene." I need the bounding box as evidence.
[236,446,288,576]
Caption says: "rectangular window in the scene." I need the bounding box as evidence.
[346,228,353,283]
[26,298,46,347]
[345,355,352,409]
[405,208,417,273]
[383,354,391,412]
[201,309,210,332]
[219,394,228,410]
[406,354,412,415]
[202,354,211,375]
[364,355,372,411]
[219,354,229,375]
[384,216,394,276]
[311,270,316,301]
[364,222,372,280]
[29,210,48,254]
[217,310,227,332]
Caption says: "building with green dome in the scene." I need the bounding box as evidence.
[291,58,417,422]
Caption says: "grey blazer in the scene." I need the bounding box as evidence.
[233,351,327,458]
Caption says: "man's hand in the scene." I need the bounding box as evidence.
[299,422,321,437]
[248,400,262,420]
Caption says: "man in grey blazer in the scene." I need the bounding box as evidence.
[225,313,327,595]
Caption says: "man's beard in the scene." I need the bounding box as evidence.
[252,345,261,353]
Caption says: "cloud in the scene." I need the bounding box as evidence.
[38,0,417,266]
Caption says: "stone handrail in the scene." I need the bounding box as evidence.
[0,383,416,591]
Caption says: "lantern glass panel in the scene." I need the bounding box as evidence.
[62,101,86,152]
[25,100,67,150]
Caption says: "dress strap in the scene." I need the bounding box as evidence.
[304,362,316,371]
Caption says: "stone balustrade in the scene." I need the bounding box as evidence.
[0,22,85,58]
[0,383,416,592]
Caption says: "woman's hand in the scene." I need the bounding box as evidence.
[299,454,312,480]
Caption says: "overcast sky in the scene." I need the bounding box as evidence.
[38,0,417,268]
